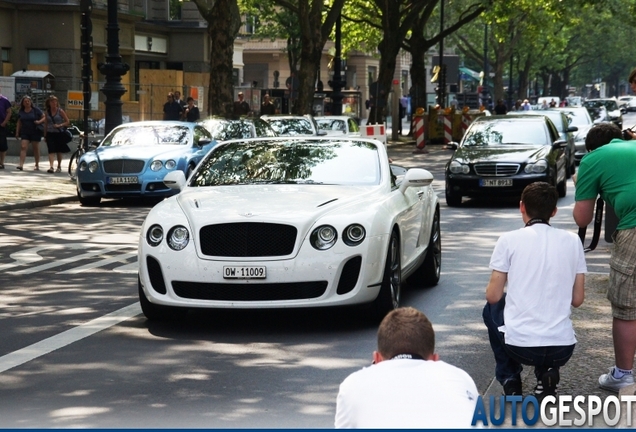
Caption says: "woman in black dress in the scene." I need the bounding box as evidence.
[44,95,71,173]
[15,95,45,171]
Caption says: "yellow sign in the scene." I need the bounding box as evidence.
[67,90,84,109]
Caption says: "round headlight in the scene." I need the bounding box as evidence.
[79,161,88,171]
[165,160,177,170]
[525,159,548,173]
[343,224,366,246]
[167,226,190,251]
[150,160,163,171]
[449,160,470,174]
[147,224,163,246]
[310,225,337,250]
[88,161,99,173]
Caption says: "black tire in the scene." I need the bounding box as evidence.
[186,164,195,179]
[407,207,441,287]
[77,188,101,206]
[557,176,567,198]
[371,230,402,320]
[68,149,80,180]
[445,182,462,207]
[138,276,186,321]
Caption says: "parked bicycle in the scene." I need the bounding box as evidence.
[67,126,95,180]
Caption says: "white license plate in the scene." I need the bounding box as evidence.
[480,178,513,187]
[223,266,267,279]
[108,176,139,184]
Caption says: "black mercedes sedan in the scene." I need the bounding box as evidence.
[444,115,568,206]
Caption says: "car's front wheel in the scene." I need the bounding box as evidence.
[407,207,441,287]
[77,188,101,206]
[371,230,401,320]
[445,182,462,207]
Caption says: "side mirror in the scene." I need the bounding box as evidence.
[552,139,567,149]
[163,170,187,191]
[198,138,213,147]
[567,126,578,133]
[398,168,434,194]
[317,130,328,136]
[448,141,459,150]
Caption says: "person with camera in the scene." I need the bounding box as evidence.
[335,307,478,428]
[574,116,636,392]
[483,182,586,399]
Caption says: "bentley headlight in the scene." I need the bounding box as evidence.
[449,160,470,174]
[343,224,366,246]
[525,159,548,173]
[167,226,190,251]
[88,161,99,173]
[165,160,177,170]
[311,225,337,250]
[150,160,163,171]
[79,161,88,171]
[147,224,164,247]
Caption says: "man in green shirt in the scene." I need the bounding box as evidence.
[574,119,636,393]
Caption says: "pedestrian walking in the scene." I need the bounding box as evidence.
[494,99,507,115]
[233,92,250,117]
[483,182,586,399]
[43,95,71,173]
[574,115,636,393]
[163,92,183,121]
[182,97,200,122]
[0,91,11,169]
[15,95,45,171]
[260,93,276,116]
[335,307,478,428]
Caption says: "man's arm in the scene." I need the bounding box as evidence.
[573,199,595,227]
[485,270,507,304]
[572,273,585,308]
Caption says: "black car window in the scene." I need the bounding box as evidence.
[254,119,278,137]
[202,119,253,140]
[463,120,549,146]
[268,118,315,136]
[349,118,360,133]
[193,125,212,145]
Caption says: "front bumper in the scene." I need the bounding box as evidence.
[77,174,177,199]
[446,172,552,197]
[138,233,389,309]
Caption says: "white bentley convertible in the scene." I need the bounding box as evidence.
[137,137,441,321]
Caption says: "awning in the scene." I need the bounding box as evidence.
[459,67,481,81]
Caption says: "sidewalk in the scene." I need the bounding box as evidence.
[0,137,634,427]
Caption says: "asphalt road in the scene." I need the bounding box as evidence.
[0,132,618,427]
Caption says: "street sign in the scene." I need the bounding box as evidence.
[67,90,84,109]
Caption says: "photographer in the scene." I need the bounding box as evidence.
[574,114,636,392]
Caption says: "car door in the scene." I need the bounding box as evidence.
[190,125,215,165]
[546,120,566,184]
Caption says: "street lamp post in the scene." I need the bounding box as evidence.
[437,0,446,108]
[98,0,130,136]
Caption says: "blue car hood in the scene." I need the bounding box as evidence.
[94,144,196,160]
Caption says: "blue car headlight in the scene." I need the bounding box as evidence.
[525,159,548,173]
[88,161,99,173]
[150,160,163,171]
[449,160,470,174]
[79,161,88,171]
[165,160,176,170]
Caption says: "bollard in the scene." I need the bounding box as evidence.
[443,114,453,145]
[412,109,427,154]
[361,123,387,145]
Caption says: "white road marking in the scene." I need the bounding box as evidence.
[0,303,142,374]
[58,252,138,274]
[8,246,122,275]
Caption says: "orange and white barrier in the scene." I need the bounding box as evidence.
[361,123,387,144]
[414,116,426,150]
[461,113,471,134]
[443,115,453,144]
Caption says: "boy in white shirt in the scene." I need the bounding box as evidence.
[483,182,586,398]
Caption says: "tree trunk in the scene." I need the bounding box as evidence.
[192,0,241,117]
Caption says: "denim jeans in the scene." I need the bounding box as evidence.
[482,293,576,385]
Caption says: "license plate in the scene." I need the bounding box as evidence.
[223,266,267,279]
[480,178,512,187]
[108,176,139,184]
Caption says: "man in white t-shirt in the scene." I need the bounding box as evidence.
[335,307,479,428]
[483,182,586,399]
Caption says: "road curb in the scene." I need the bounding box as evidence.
[0,195,78,212]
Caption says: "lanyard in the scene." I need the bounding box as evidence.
[391,353,425,360]
[525,218,550,227]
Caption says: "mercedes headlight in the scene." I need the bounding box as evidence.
[525,159,548,173]
[167,226,190,251]
[311,225,337,250]
[449,160,470,174]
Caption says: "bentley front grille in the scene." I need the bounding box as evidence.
[172,280,328,301]
[103,159,145,174]
[200,222,297,257]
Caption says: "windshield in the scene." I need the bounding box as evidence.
[463,120,549,146]
[267,118,315,136]
[561,109,591,127]
[317,119,346,132]
[585,100,618,111]
[101,125,190,147]
[200,119,254,140]
[190,140,381,186]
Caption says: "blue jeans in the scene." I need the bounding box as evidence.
[482,294,576,385]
